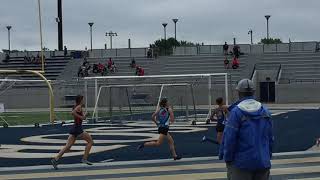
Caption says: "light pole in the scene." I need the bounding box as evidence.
[6,26,12,53]
[88,22,94,51]
[265,15,271,39]
[172,19,178,41]
[248,29,253,44]
[162,23,168,40]
[105,31,118,49]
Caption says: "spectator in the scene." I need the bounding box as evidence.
[3,53,10,63]
[110,62,117,73]
[30,55,35,64]
[223,42,229,55]
[219,79,273,180]
[130,58,136,68]
[24,56,28,63]
[224,57,230,69]
[107,58,113,69]
[136,66,145,76]
[64,46,68,56]
[78,61,91,77]
[147,48,153,58]
[232,57,239,69]
[35,54,41,64]
[233,45,240,59]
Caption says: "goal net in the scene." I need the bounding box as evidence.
[0,76,54,127]
[84,73,229,125]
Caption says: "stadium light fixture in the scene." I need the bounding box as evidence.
[248,29,253,44]
[105,31,118,49]
[172,19,179,41]
[88,22,94,51]
[6,26,12,53]
[162,23,168,40]
[265,15,271,39]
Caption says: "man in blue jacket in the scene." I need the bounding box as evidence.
[219,79,273,180]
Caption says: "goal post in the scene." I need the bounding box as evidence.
[0,70,55,124]
[84,73,229,124]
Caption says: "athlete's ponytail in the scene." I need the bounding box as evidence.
[73,95,84,109]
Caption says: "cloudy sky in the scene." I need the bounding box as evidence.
[0,0,319,51]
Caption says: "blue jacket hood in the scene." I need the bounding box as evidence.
[237,98,265,117]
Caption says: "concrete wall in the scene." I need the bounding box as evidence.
[276,84,320,103]
[251,45,264,54]
[238,44,251,54]
[90,48,148,58]
[277,44,289,53]
[199,46,211,54]
[173,42,318,55]
[291,42,317,52]
[264,44,277,53]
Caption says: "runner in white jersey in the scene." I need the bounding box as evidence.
[137,98,181,160]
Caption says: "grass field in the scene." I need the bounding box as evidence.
[0,110,143,126]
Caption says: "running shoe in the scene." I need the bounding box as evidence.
[174,156,182,161]
[201,136,207,142]
[82,159,93,165]
[51,158,59,170]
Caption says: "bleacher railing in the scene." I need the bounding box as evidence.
[173,41,319,56]
[250,63,282,83]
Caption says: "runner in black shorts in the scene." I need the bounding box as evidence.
[137,98,181,160]
[211,97,228,144]
[51,95,94,170]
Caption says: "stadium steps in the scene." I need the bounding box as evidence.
[257,52,320,83]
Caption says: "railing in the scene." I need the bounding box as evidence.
[276,64,282,84]
[173,41,319,56]
[250,64,257,80]
[281,78,320,84]
[250,62,282,82]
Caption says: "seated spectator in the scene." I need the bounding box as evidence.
[24,56,28,63]
[110,62,117,73]
[232,57,239,69]
[107,58,113,69]
[30,55,36,63]
[3,53,10,63]
[35,54,41,64]
[223,42,229,55]
[224,57,229,69]
[78,62,91,77]
[130,58,136,68]
[98,63,105,72]
[136,66,145,76]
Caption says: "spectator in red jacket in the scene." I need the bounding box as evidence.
[107,58,113,69]
[136,66,145,76]
[232,57,239,69]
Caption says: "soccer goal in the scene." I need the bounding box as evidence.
[0,76,55,127]
[84,73,229,125]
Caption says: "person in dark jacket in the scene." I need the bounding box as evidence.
[219,79,273,180]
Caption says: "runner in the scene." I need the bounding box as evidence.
[51,95,94,170]
[137,98,181,160]
[203,97,228,144]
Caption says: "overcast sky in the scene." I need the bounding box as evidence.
[0,0,319,51]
